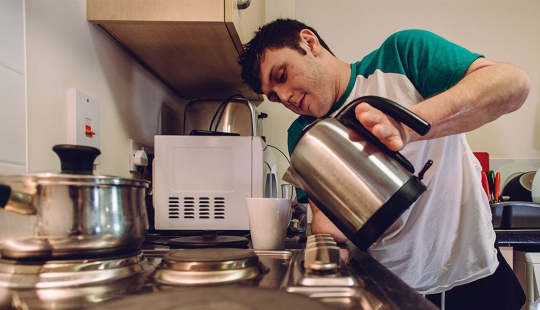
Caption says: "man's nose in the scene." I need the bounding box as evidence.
[275,86,293,105]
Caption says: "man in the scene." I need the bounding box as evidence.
[238,18,530,309]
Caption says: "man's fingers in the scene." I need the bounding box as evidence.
[354,102,404,151]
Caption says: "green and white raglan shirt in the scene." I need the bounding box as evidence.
[287,29,498,294]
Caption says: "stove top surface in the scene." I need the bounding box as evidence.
[0,234,390,310]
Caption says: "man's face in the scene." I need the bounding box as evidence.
[258,45,336,117]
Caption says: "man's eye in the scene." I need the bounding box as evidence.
[279,71,286,83]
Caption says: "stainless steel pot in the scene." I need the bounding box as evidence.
[283,96,433,250]
[0,145,150,259]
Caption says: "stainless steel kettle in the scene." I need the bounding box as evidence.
[283,96,433,250]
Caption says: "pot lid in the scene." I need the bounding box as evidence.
[0,173,149,187]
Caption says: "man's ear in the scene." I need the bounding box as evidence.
[299,29,321,56]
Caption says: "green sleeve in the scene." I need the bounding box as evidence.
[359,29,483,98]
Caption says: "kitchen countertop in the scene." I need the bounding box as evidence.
[345,243,437,309]
[495,229,540,251]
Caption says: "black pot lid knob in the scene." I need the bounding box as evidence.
[52,144,101,175]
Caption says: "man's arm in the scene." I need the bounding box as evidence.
[355,58,531,151]
[309,198,348,243]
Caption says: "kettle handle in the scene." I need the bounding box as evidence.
[335,96,431,173]
[335,96,431,135]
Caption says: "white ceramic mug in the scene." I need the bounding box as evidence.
[245,198,292,250]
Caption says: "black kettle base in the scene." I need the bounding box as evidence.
[351,177,427,251]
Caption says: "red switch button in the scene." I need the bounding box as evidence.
[85,125,96,137]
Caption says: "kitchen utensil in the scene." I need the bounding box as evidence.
[183,97,258,136]
[496,163,536,187]
[245,198,292,250]
[532,168,540,203]
[487,171,494,200]
[281,184,293,199]
[473,152,490,172]
[0,144,150,259]
[495,172,501,202]
[481,171,490,201]
[488,170,495,201]
[263,147,278,198]
[502,172,535,202]
[521,171,536,190]
[283,96,432,250]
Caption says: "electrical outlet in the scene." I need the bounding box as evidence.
[129,139,154,173]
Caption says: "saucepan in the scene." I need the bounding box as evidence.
[0,144,150,259]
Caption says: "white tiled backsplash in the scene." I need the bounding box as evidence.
[491,159,540,173]
[0,0,26,175]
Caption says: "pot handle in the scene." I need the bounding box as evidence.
[0,184,37,215]
[52,144,101,174]
[335,96,431,173]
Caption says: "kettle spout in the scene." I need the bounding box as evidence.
[282,166,300,188]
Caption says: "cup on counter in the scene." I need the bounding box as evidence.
[281,184,293,199]
[245,198,292,250]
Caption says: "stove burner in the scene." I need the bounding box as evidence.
[0,251,152,289]
[152,248,266,285]
[167,230,249,248]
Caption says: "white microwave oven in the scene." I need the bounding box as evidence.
[153,135,263,233]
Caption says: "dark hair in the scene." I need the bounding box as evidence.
[238,18,333,94]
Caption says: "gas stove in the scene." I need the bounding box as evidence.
[0,234,406,310]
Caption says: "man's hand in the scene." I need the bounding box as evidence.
[354,102,407,151]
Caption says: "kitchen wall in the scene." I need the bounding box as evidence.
[0,0,26,175]
[24,0,185,176]
[259,0,540,194]
[0,0,185,238]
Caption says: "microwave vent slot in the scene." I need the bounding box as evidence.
[167,197,181,219]
[214,197,225,219]
[199,197,210,219]
[167,196,227,220]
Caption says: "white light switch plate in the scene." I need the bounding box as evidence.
[67,88,100,164]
